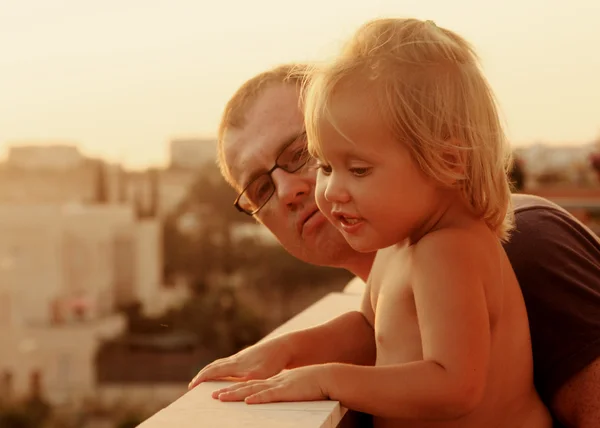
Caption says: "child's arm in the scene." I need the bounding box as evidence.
[288,304,376,369]
[215,231,492,416]
[189,284,376,389]
[325,231,491,419]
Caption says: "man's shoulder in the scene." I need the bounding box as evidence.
[511,193,568,214]
[508,193,600,248]
[505,193,600,278]
[506,195,600,404]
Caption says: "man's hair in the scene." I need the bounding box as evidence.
[217,63,310,187]
[304,18,514,241]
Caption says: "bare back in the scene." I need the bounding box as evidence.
[363,224,552,428]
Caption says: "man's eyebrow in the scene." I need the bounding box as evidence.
[240,130,306,189]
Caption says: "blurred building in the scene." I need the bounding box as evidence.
[511,141,600,235]
[7,144,83,170]
[515,141,599,187]
[0,315,125,406]
[0,145,123,206]
[0,141,218,408]
[0,203,162,405]
[0,141,213,219]
[0,204,161,323]
[125,168,199,219]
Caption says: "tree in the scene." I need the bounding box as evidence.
[116,414,144,428]
[147,168,159,218]
[133,186,145,219]
[591,152,600,182]
[117,167,128,203]
[158,163,352,355]
[0,396,51,428]
[162,163,251,286]
[509,156,526,192]
[94,160,108,204]
[535,170,569,186]
[0,409,32,428]
[231,241,353,324]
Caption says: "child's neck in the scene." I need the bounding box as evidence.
[407,191,474,246]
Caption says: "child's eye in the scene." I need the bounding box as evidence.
[350,167,371,177]
[316,163,332,175]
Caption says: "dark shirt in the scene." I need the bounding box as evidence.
[504,194,600,405]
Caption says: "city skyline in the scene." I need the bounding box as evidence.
[1,0,599,168]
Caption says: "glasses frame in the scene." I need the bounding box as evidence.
[233,132,310,215]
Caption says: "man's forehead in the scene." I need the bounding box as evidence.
[223,83,304,188]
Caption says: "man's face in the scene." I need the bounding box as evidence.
[222,83,363,268]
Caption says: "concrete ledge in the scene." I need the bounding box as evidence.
[139,292,362,427]
[343,277,366,295]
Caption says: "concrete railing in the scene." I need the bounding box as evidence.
[139,279,368,428]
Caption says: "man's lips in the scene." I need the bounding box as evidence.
[304,210,318,224]
[298,209,321,235]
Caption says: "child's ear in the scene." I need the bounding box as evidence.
[440,139,467,187]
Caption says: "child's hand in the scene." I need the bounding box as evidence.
[188,337,293,390]
[212,365,331,404]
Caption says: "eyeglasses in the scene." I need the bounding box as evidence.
[234,132,312,215]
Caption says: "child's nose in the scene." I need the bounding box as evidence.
[324,175,351,204]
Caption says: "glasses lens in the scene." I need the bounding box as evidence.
[278,135,311,172]
[238,174,274,214]
[236,133,312,215]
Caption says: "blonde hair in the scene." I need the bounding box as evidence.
[303,18,514,241]
[217,63,311,187]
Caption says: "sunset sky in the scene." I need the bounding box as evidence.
[1,0,598,168]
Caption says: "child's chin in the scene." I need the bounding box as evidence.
[347,239,378,254]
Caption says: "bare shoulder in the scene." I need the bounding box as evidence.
[372,228,497,287]
[412,227,495,271]
[412,227,511,326]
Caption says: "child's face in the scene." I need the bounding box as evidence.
[314,91,447,252]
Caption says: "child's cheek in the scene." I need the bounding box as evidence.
[315,173,332,219]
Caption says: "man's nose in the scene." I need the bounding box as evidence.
[272,168,311,208]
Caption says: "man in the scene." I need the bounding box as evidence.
[191,64,600,427]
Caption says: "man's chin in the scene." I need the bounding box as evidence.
[300,222,358,266]
[303,214,340,241]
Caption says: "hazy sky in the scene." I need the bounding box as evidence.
[1,0,599,168]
